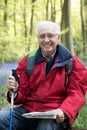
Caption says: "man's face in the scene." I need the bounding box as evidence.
[37,26,60,57]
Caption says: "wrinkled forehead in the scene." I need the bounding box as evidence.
[39,26,56,34]
[36,22,60,36]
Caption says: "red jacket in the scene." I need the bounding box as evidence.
[8,45,87,126]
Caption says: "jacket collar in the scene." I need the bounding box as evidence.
[35,44,73,66]
[54,44,73,67]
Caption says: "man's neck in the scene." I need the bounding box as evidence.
[41,49,56,61]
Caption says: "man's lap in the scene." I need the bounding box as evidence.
[0,106,68,130]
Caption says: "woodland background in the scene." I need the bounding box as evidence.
[0,0,87,65]
[0,0,87,128]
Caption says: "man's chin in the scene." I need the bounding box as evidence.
[43,47,53,52]
[42,48,53,57]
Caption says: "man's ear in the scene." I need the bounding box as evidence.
[58,35,60,40]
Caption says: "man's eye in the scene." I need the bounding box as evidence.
[48,34,53,38]
[39,35,45,38]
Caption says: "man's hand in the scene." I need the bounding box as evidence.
[55,109,65,123]
[7,75,19,92]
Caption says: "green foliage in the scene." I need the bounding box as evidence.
[0,25,9,65]
[73,94,87,128]
[0,0,86,63]
[5,34,38,62]
[0,32,38,64]
[73,104,87,128]
[0,87,9,109]
[0,87,7,93]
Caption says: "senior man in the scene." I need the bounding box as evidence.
[0,21,87,130]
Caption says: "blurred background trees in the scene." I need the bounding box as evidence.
[0,0,87,65]
[0,0,87,128]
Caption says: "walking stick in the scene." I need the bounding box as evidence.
[9,69,20,130]
[9,91,14,130]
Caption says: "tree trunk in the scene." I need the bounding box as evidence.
[80,0,84,52]
[4,0,8,25]
[30,0,36,35]
[61,0,74,54]
[23,0,27,37]
[50,0,56,22]
[82,0,87,55]
[13,0,16,36]
[46,0,49,20]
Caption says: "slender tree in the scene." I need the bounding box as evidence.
[80,0,84,46]
[23,0,27,37]
[61,0,74,54]
[50,0,56,22]
[81,0,87,55]
[46,0,49,20]
[13,0,16,36]
[30,0,36,35]
[45,0,56,21]
[4,0,8,25]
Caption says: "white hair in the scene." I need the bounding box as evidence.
[36,21,60,36]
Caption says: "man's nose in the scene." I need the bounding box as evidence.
[44,35,50,42]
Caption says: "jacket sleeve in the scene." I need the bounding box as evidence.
[13,55,30,105]
[59,56,87,125]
